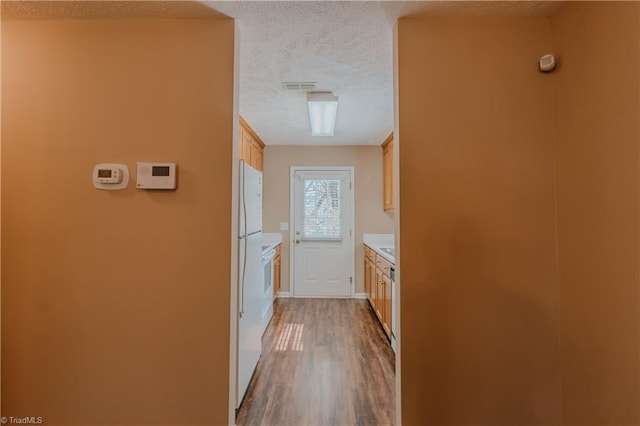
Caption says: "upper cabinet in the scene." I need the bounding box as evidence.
[239,116,265,172]
[382,133,394,211]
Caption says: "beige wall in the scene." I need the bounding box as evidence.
[263,146,394,294]
[397,5,640,425]
[397,16,562,425]
[0,15,3,409]
[551,2,640,424]
[1,18,235,425]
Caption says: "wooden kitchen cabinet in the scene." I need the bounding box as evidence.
[273,244,281,301]
[382,133,394,211]
[368,257,377,311]
[375,267,384,322]
[375,254,392,336]
[251,141,264,171]
[364,247,376,308]
[241,130,252,164]
[364,243,393,340]
[364,247,370,299]
[382,272,391,336]
[364,256,371,301]
[239,115,265,172]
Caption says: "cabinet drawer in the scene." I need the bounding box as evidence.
[369,247,375,259]
[365,246,375,261]
[375,255,391,276]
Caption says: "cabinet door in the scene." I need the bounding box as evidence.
[382,273,391,337]
[243,132,253,166]
[375,267,384,321]
[239,127,245,161]
[369,258,377,308]
[273,254,281,301]
[364,256,371,301]
[250,140,263,172]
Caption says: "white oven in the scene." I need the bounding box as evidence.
[261,247,275,334]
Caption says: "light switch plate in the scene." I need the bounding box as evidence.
[280,222,289,231]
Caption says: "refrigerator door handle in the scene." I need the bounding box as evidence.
[241,237,247,317]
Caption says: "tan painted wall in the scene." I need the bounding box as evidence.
[0,15,3,410]
[1,19,235,425]
[397,16,562,425]
[263,145,394,294]
[551,3,640,424]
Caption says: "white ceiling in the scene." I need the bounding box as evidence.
[3,0,564,146]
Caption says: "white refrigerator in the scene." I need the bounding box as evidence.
[237,160,264,409]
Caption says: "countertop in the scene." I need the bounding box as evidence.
[262,233,282,255]
[363,233,395,265]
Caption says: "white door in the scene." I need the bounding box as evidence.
[291,169,353,297]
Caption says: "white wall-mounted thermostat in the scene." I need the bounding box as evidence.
[136,162,177,190]
[93,163,129,190]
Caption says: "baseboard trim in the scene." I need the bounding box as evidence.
[277,291,291,298]
[354,293,367,299]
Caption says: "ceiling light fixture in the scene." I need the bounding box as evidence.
[307,92,338,137]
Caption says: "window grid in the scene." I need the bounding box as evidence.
[302,179,342,239]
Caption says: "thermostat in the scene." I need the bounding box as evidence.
[93,163,129,190]
[136,162,177,190]
[96,167,122,184]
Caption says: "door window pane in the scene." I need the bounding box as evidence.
[302,179,341,239]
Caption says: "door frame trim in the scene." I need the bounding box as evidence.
[289,166,356,298]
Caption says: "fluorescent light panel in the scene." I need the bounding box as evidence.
[307,92,338,137]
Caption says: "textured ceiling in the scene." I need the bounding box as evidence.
[3,0,564,146]
[214,1,401,146]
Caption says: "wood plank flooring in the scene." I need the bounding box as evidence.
[236,298,396,426]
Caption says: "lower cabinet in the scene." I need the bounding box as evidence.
[382,273,391,337]
[369,260,377,310]
[364,257,372,302]
[364,244,392,340]
[375,267,384,321]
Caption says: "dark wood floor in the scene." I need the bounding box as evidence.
[236,298,396,426]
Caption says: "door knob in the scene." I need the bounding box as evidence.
[294,239,301,244]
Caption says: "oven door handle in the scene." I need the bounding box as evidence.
[262,249,276,261]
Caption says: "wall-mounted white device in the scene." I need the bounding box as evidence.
[136,162,177,190]
[93,163,129,190]
[539,54,556,72]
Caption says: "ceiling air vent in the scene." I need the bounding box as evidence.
[282,82,317,91]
